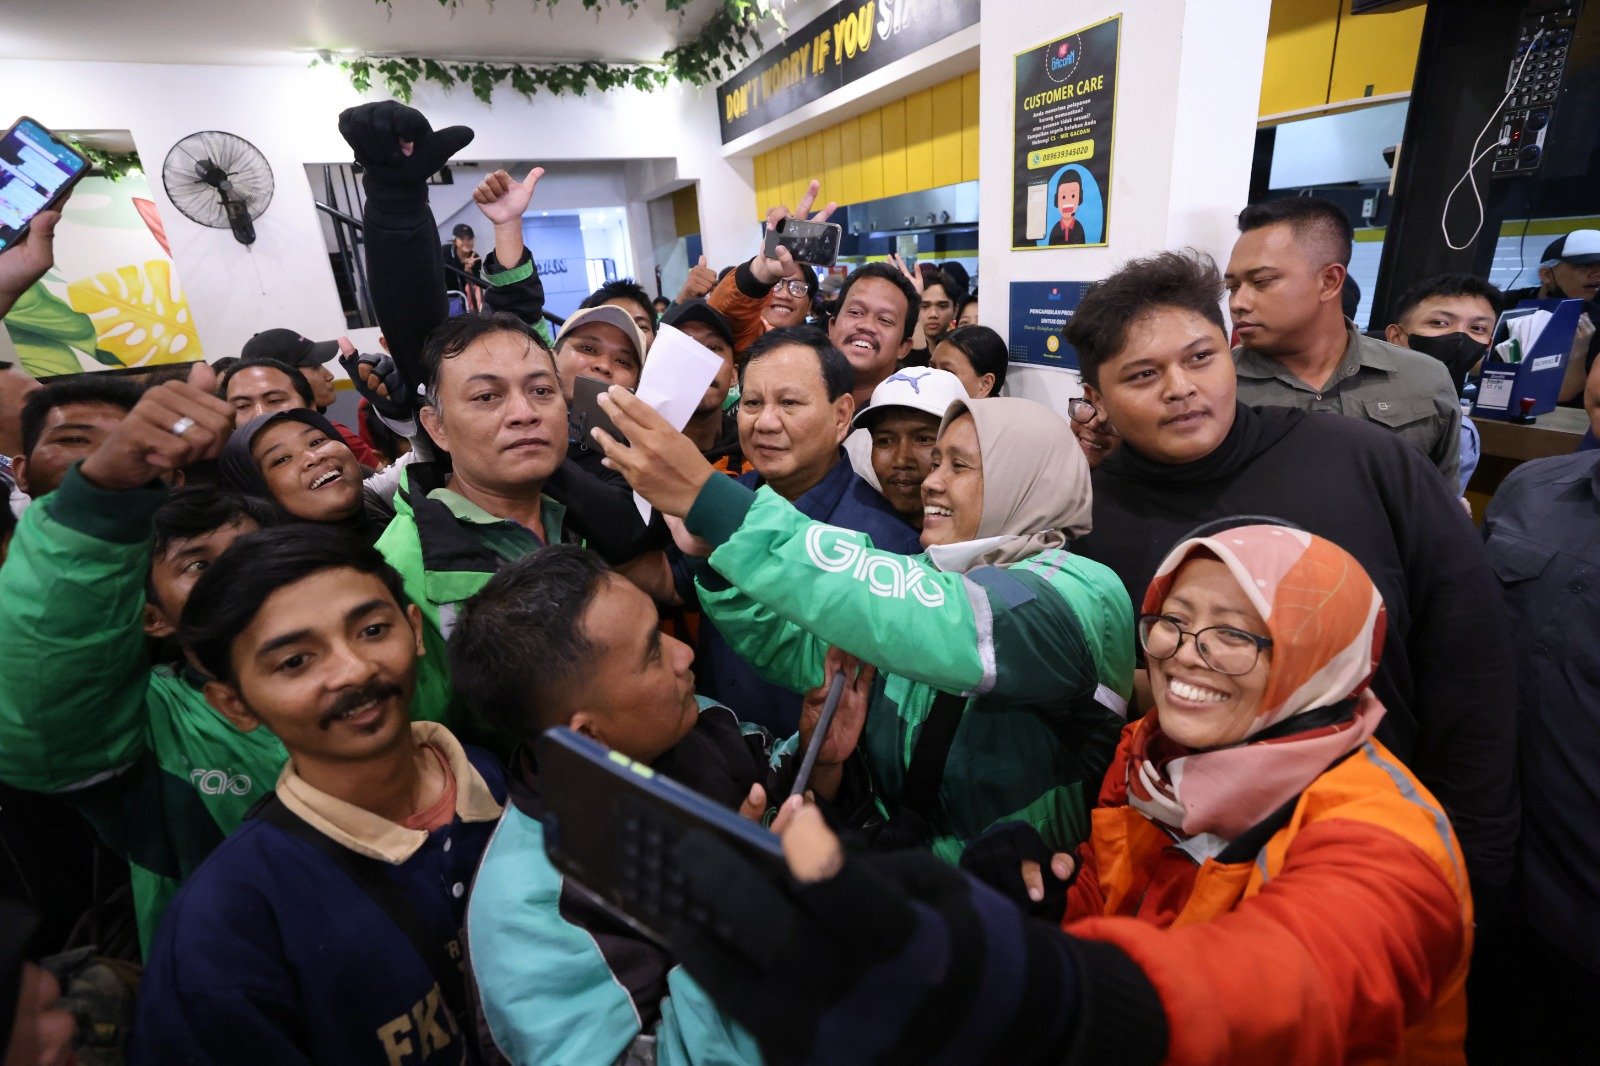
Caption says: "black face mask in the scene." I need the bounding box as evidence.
[1407,331,1486,390]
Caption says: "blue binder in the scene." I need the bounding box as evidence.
[1471,298,1587,421]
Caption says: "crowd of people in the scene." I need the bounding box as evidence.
[0,97,1596,1065]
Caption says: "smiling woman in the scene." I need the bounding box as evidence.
[218,408,394,542]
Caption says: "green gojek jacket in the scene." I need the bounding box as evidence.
[0,467,459,954]
[688,474,1135,862]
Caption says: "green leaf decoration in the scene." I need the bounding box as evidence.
[2,280,122,375]
[330,0,782,103]
[6,326,85,377]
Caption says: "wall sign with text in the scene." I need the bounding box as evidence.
[1008,281,1089,370]
[1011,14,1121,251]
[717,0,980,143]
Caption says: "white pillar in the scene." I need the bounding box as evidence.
[978,0,1272,412]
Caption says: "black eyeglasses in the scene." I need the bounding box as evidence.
[1067,397,1118,434]
[1137,614,1273,676]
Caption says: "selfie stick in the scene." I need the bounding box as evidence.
[790,672,847,800]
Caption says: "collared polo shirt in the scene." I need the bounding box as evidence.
[1235,322,1462,486]
[425,485,566,563]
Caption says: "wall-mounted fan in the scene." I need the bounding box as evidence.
[161,131,273,245]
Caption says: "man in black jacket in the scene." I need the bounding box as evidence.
[1066,250,1517,917]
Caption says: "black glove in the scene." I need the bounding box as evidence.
[336,101,473,216]
[959,821,1074,922]
[339,350,414,425]
[671,832,1083,1065]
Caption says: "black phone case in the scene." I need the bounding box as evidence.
[536,728,786,947]
[568,376,630,448]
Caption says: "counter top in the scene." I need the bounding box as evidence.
[1472,407,1590,463]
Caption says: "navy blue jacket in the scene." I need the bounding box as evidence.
[696,452,921,733]
[1483,450,1600,973]
[131,741,507,1065]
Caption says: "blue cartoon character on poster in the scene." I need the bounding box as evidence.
[1040,165,1104,247]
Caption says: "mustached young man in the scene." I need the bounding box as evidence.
[133,526,505,1065]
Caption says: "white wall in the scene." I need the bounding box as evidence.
[978,0,1271,413]
[0,57,755,361]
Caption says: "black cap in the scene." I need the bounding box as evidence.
[661,299,736,352]
[241,328,338,367]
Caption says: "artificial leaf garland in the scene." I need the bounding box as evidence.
[329,0,781,104]
[68,141,142,182]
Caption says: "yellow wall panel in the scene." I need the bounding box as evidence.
[880,97,908,197]
[746,73,982,208]
[753,153,770,219]
[838,117,863,207]
[1328,0,1424,105]
[903,88,934,193]
[930,78,963,185]
[671,185,700,238]
[858,108,884,202]
[822,124,844,206]
[805,131,827,194]
[1259,0,1340,117]
[765,142,786,214]
[961,70,981,183]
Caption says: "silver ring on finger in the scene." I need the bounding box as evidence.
[169,416,197,437]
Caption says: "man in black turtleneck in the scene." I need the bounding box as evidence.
[1065,250,1517,923]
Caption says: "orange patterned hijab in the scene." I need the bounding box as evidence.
[1142,524,1387,737]
[1128,525,1390,847]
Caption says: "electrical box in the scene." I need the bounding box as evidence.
[1492,2,1584,178]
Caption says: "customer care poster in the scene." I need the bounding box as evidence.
[1012,14,1121,250]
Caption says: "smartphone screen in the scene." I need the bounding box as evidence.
[763,218,842,267]
[0,118,89,254]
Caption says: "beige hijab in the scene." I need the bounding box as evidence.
[932,397,1092,570]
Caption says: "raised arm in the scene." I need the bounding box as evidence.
[337,101,473,398]
[0,365,234,793]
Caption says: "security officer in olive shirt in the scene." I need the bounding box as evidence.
[1225,197,1462,487]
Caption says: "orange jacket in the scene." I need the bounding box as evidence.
[707,263,775,355]
[1065,721,1472,1065]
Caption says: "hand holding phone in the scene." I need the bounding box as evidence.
[751,179,839,284]
[0,118,88,257]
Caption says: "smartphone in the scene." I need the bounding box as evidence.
[763,217,842,267]
[0,118,90,255]
[537,727,786,947]
[569,375,630,449]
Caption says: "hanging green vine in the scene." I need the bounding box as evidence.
[329,0,780,104]
[68,141,143,182]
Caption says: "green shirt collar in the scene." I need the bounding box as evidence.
[426,485,566,541]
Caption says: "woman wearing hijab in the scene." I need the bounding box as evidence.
[659,525,1474,1066]
[218,409,395,545]
[593,390,1134,863]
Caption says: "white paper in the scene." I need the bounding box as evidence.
[630,322,726,520]
[1477,375,1514,410]
[1025,184,1049,240]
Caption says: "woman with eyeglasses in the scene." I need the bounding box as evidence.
[1067,395,1122,468]
[663,524,1473,1065]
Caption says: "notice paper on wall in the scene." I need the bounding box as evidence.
[1011,14,1121,250]
[630,323,725,519]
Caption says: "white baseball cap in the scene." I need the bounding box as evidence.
[851,366,969,430]
[1541,229,1600,268]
